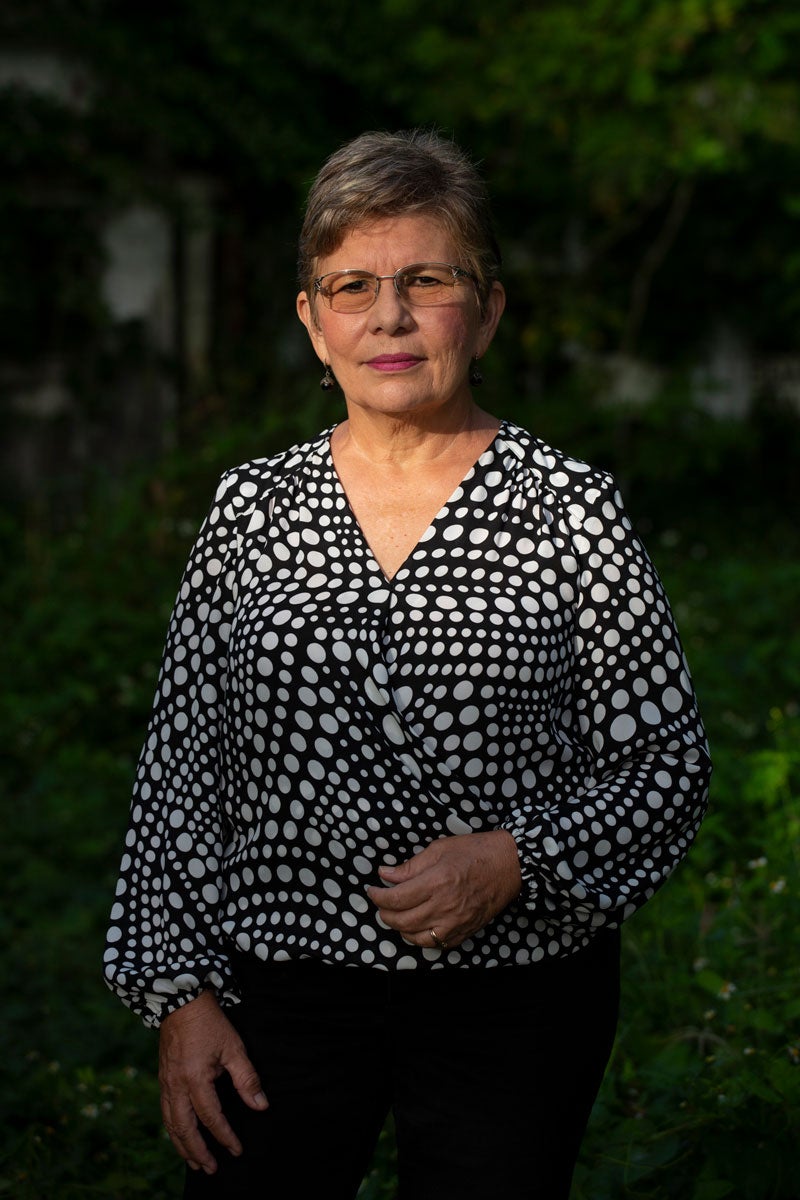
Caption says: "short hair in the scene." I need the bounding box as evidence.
[298,129,501,313]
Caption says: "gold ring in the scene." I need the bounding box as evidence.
[429,927,448,950]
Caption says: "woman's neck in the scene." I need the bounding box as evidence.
[332,401,499,469]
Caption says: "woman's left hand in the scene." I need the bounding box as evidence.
[365,830,522,950]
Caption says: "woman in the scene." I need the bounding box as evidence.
[104,130,711,1199]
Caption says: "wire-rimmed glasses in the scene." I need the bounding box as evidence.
[313,262,476,313]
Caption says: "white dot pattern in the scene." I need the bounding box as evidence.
[104,421,711,1026]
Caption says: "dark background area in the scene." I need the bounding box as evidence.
[1,3,798,1197]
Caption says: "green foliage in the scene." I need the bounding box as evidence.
[373,0,800,364]
[3,0,800,437]
[573,708,800,1200]
[1,1061,178,1200]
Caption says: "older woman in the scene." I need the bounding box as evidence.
[105,130,710,1200]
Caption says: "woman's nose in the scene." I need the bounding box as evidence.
[367,282,415,334]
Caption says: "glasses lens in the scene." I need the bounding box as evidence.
[398,264,457,306]
[318,264,467,312]
[323,272,377,312]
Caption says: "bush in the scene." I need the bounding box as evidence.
[574,710,800,1200]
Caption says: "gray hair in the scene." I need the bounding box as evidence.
[298,129,501,313]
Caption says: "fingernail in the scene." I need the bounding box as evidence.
[255,1091,268,1107]
[202,1165,216,1175]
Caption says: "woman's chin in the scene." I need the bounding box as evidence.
[341,380,473,421]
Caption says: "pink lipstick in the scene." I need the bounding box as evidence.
[367,354,423,372]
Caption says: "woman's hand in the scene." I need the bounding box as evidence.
[365,830,522,950]
[158,989,268,1175]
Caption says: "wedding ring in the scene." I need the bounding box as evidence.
[429,927,448,950]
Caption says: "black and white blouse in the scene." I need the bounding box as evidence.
[104,421,710,1027]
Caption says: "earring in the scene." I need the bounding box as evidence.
[320,364,336,391]
[469,359,483,387]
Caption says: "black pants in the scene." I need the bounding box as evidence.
[184,930,620,1200]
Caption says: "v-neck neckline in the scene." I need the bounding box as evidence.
[324,420,507,583]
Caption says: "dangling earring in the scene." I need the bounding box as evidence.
[469,358,483,387]
[320,364,336,391]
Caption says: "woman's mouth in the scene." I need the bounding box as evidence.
[367,354,424,372]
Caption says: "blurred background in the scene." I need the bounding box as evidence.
[1,2,798,1197]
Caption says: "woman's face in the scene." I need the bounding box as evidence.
[296,214,505,422]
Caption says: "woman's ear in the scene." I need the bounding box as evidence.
[296,291,328,364]
[475,281,506,357]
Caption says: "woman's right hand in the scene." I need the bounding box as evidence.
[158,989,268,1175]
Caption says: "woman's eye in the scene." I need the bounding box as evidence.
[405,271,452,291]
[337,278,371,294]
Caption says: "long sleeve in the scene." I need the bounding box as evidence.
[103,467,259,1027]
[503,470,711,932]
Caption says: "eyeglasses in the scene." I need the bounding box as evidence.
[313,262,477,313]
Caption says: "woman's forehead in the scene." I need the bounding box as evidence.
[319,213,458,272]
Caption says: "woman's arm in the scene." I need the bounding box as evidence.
[103,465,261,1027]
[501,470,711,929]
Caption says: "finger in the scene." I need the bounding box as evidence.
[190,1083,244,1159]
[373,884,461,930]
[376,902,472,945]
[378,847,438,882]
[161,1092,219,1174]
[377,860,412,882]
[226,1052,269,1112]
[400,924,471,949]
[366,877,433,912]
[375,900,437,933]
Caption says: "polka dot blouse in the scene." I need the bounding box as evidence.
[104,421,711,1027]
